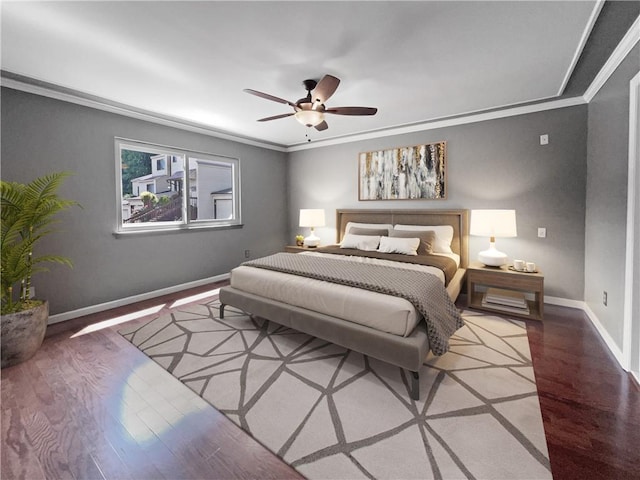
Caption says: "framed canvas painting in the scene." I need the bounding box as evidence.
[358,142,447,200]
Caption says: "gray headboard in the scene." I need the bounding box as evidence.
[336,209,469,268]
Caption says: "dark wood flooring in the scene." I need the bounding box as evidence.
[527,306,640,480]
[2,283,639,479]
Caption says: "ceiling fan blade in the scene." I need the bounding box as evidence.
[314,120,328,131]
[257,112,295,122]
[244,89,296,107]
[312,75,340,104]
[325,106,378,116]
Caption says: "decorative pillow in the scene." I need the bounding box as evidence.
[345,222,393,236]
[349,227,390,236]
[340,233,381,251]
[377,236,420,256]
[393,224,454,254]
[390,229,435,255]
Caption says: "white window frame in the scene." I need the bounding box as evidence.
[115,138,241,235]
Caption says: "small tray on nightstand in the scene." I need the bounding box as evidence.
[508,266,538,273]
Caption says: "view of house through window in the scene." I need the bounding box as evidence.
[116,139,240,231]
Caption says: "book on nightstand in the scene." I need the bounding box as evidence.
[482,288,530,314]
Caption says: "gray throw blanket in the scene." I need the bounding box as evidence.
[243,253,464,355]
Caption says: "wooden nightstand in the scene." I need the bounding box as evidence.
[466,261,544,321]
[284,245,318,253]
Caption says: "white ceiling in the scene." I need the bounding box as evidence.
[1,1,600,148]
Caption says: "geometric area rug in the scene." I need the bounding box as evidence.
[120,298,552,480]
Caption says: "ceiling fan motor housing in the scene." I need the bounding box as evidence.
[303,79,318,91]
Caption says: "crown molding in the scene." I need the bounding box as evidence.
[6,10,637,160]
[0,72,288,153]
[286,96,586,152]
[558,0,605,96]
[583,14,640,102]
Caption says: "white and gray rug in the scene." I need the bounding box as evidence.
[121,299,551,480]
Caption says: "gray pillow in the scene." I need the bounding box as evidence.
[390,229,436,255]
[349,227,389,236]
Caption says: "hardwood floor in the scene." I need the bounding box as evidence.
[2,284,639,479]
[527,305,640,480]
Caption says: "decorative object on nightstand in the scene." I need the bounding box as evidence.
[299,208,325,248]
[295,235,304,247]
[470,209,517,267]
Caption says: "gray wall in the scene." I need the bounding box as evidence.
[289,105,588,300]
[1,87,288,315]
[585,44,640,350]
[7,57,634,320]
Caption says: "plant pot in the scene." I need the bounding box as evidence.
[1,300,49,368]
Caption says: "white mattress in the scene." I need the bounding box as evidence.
[229,252,447,337]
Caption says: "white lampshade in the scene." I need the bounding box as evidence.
[295,109,325,127]
[299,209,325,228]
[299,209,325,248]
[470,209,517,266]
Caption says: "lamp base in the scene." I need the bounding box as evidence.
[303,233,320,248]
[478,248,508,267]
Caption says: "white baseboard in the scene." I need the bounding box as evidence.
[545,296,627,372]
[564,297,640,383]
[543,295,584,309]
[48,273,230,324]
[582,303,625,368]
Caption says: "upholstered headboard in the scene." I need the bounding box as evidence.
[336,209,469,268]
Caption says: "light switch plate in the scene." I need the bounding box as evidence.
[540,134,549,145]
[538,227,547,238]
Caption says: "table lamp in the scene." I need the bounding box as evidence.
[299,209,325,248]
[470,209,517,266]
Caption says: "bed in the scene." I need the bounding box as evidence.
[219,209,469,399]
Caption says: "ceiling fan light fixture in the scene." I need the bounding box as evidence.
[295,109,325,127]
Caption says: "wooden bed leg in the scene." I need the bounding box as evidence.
[410,371,420,400]
[219,303,225,319]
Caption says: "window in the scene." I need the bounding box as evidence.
[115,138,241,233]
[155,157,166,172]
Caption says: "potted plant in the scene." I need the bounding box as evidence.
[1,172,79,368]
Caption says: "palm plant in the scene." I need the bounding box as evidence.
[1,172,79,314]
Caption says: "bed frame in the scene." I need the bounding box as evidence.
[219,209,468,400]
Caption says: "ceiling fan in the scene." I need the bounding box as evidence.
[244,74,377,131]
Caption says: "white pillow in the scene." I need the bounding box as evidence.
[340,233,381,251]
[393,224,454,254]
[377,236,420,256]
[345,222,393,236]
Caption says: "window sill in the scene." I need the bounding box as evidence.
[113,223,243,238]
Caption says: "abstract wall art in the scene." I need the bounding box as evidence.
[358,141,447,200]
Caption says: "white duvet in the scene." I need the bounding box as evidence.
[229,252,450,337]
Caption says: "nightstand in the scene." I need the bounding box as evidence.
[284,245,317,253]
[466,261,544,320]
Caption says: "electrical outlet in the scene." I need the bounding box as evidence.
[603,291,608,306]
[244,249,250,258]
[540,134,549,145]
[537,227,546,238]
